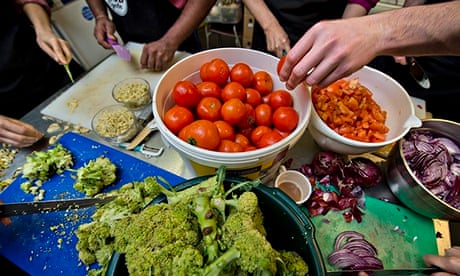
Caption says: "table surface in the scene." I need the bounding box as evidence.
[0,45,453,275]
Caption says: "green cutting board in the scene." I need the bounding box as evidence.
[311,196,438,271]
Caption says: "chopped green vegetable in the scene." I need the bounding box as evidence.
[63,63,74,83]
[22,144,73,182]
[76,166,309,275]
[70,156,116,196]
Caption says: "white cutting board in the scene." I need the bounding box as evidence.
[41,42,189,129]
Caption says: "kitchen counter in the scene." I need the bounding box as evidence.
[0,44,454,275]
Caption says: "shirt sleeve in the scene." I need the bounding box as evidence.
[347,0,380,12]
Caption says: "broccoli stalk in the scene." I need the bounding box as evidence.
[202,247,240,276]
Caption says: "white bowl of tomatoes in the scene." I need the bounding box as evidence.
[152,48,312,178]
[308,66,422,155]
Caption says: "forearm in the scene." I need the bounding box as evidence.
[85,0,109,19]
[21,2,53,36]
[160,0,214,49]
[242,0,281,31]
[373,1,460,56]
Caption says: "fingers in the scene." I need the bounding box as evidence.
[0,116,43,148]
[140,43,174,71]
[423,249,460,276]
[0,200,11,226]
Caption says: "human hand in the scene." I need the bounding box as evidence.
[0,116,43,148]
[393,56,409,65]
[264,23,291,58]
[35,29,72,65]
[93,16,118,49]
[140,40,176,71]
[424,247,460,275]
[0,200,11,226]
[278,18,379,89]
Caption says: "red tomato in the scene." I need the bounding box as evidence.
[218,139,244,152]
[214,120,235,140]
[172,80,202,108]
[221,98,246,125]
[257,130,283,148]
[252,71,273,96]
[200,58,230,86]
[178,120,220,150]
[237,103,256,130]
[250,125,272,146]
[163,105,194,134]
[196,97,222,121]
[245,88,262,107]
[230,62,254,87]
[254,103,273,126]
[221,82,246,102]
[274,128,290,138]
[196,81,221,99]
[272,106,299,132]
[234,133,251,149]
[277,56,286,75]
[269,89,293,109]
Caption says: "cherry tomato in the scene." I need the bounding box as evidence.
[230,62,254,87]
[221,81,246,102]
[200,58,230,86]
[214,120,235,140]
[218,139,244,152]
[277,56,286,75]
[172,80,202,108]
[196,81,221,99]
[255,103,273,126]
[178,120,220,150]
[272,106,299,132]
[237,103,256,130]
[221,98,246,125]
[234,133,251,149]
[250,125,272,146]
[269,89,293,109]
[252,71,273,96]
[245,88,262,107]
[163,105,194,134]
[196,97,222,121]
[257,130,283,148]
[274,128,290,138]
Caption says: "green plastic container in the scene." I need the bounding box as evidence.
[106,176,326,275]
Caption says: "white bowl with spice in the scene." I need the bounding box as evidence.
[309,66,422,155]
[91,104,139,144]
[112,77,152,110]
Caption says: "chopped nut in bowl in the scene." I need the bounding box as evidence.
[112,77,151,110]
[91,104,139,144]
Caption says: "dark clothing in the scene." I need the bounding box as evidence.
[369,55,460,123]
[108,0,201,53]
[0,0,83,119]
[251,0,348,53]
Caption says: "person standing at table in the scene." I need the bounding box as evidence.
[86,0,215,72]
[0,0,84,148]
[242,0,379,58]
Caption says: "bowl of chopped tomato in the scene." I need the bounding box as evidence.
[309,66,422,155]
[152,48,312,181]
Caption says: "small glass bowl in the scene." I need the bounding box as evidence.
[91,104,139,144]
[112,78,151,110]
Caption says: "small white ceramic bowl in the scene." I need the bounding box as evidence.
[309,66,422,155]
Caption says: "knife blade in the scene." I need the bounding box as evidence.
[327,266,443,275]
[0,196,116,218]
[409,57,431,89]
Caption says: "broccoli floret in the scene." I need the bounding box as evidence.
[76,221,114,265]
[278,250,310,276]
[71,156,116,196]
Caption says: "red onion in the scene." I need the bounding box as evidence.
[328,231,383,271]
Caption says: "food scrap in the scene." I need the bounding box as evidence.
[70,156,117,196]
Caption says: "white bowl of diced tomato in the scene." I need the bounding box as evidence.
[308,66,422,155]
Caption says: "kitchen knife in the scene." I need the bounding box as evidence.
[106,38,131,61]
[0,196,116,218]
[327,266,443,275]
[409,57,431,89]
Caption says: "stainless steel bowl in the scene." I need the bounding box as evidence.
[386,118,460,221]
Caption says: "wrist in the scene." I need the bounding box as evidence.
[95,14,108,21]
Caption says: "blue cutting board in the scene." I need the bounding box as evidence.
[0,132,185,275]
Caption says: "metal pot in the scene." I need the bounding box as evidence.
[386,118,460,221]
